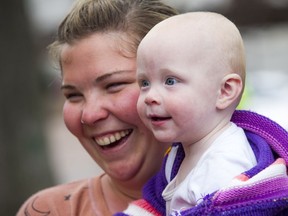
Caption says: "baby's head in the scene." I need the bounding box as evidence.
[137,12,246,143]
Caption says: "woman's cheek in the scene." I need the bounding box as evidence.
[63,102,82,137]
[137,95,146,123]
[117,86,142,123]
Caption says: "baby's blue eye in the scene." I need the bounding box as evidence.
[165,77,178,85]
[140,80,150,87]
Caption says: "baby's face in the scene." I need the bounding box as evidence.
[136,33,222,145]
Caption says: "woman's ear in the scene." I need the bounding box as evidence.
[216,73,243,110]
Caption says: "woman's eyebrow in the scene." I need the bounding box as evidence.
[60,70,135,90]
[60,84,75,90]
[95,70,134,83]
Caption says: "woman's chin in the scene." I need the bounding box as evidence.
[106,158,142,181]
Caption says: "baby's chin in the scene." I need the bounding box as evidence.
[152,133,173,144]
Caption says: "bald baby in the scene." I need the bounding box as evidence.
[137,12,246,137]
[136,12,257,214]
[138,11,246,80]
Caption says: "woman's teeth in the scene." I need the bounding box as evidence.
[95,130,130,146]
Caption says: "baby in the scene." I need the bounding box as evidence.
[136,12,257,214]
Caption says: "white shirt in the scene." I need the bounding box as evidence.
[162,123,257,215]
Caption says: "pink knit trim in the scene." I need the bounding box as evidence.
[130,199,162,216]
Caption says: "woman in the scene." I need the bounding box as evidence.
[17,0,178,215]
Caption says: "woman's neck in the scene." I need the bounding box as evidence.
[101,174,142,213]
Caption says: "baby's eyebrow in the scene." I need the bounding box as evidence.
[136,70,147,79]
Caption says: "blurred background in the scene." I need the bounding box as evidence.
[0,0,287,215]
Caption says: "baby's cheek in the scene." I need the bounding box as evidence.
[63,103,82,137]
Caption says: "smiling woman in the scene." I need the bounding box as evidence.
[16,0,178,215]
[60,32,155,182]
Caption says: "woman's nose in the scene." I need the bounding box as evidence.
[81,98,108,126]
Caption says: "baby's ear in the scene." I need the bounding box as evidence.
[216,73,243,110]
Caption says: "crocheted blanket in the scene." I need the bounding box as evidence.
[115,110,288,216]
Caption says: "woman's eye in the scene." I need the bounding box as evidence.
[165,77,178,85]
[106,83,121,89]
[106,82,128,92]
[63,92,82,101]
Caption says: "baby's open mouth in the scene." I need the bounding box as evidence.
[151,116,171,121]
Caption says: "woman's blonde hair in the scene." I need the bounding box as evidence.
[48,0,178,67]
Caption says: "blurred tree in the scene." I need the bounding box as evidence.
[223,0,288,26]
[0,0,54,215]
[172,0,288,27]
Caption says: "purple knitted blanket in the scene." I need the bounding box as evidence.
[115,110,288,216]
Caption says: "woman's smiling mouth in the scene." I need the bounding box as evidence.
[94,129,132,147]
